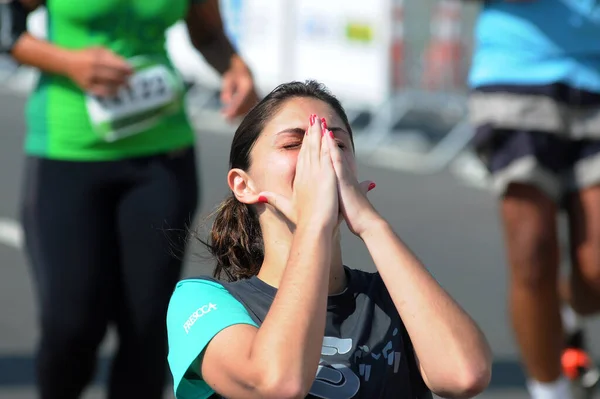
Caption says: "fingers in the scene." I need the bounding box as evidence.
[88,70,129,97]
[327,128,345,177]
[88,84,118,98]
[87,48,132,97]
[96,48,133,75]
[307,114,324,164]
[320,125,332,167]
[224,93,245,121]
[93,65,130,87]
[224,81,257,120]
[256,191,295,223]
[294,114,314,181]
[296,114,316,177]
[220,75,237,119]
[220,74,235,105]
[359,180,376,195]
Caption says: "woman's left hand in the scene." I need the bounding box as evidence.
[326,128,381,237]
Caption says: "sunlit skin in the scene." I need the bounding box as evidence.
[226,97,362,294]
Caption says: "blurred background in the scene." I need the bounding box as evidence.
[1,0,599,398]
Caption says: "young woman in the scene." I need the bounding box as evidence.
[167,81,492,399]
[7,1,257,398]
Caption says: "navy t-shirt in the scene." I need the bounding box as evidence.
[166,267,432,399]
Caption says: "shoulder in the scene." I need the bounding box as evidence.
[167,277,257,335]
[167,278,226,315]
[167,277,258,398]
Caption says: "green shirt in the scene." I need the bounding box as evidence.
[25,0,205,161]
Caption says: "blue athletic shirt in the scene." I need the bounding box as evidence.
[166,267,432,399]
[468,0,600,92]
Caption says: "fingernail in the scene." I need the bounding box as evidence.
[329,130,335,138]
[321,117,327,130]
[309,115,314,126]
[258,195,268,203]
[368,182,376,191]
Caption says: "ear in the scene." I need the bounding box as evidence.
[227,168,262,205]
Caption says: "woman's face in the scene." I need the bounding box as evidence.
[246,97,355,202]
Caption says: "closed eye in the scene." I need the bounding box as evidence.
[283,141,303,150]
[283,140,346,150]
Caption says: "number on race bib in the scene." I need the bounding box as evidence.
[86,62,184,142]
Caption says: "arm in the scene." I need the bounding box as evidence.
[7,0,68,72]
[360,220,492,398]
[322,117,491,398]
[200,225,332,399]
[185,0,258,120]
[10,33,72,76]
[185,0,243,76]
[11,34,132,97]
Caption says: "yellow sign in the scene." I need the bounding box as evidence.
[345,22,374,43]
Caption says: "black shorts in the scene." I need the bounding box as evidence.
[469,83,600,203]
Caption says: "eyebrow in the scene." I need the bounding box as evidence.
[276,126,349,135]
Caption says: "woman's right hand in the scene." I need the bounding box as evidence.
[259,114,339,232]
[65,47,133,97]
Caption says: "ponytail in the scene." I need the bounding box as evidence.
[200,195,264,282]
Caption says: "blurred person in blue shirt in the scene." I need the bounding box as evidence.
[468,1,600,398]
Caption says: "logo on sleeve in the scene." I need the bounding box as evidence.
[183,303,217,334]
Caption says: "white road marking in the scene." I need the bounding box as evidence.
[0,218,23,249]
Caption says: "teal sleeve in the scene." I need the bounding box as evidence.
[166,279,258,399]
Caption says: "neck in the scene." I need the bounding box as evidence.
[257,226,347,295]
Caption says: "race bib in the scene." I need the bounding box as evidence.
[86,57,185,142]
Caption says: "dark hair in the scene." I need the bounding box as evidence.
[201,80,353,282]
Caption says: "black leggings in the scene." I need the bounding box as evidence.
[21,147,199,399]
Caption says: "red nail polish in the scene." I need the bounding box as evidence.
[321,118,327,129]
[309,115,314,126]
[329,130,335,138]
[258,195,268,203]
[368,183,376,191]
